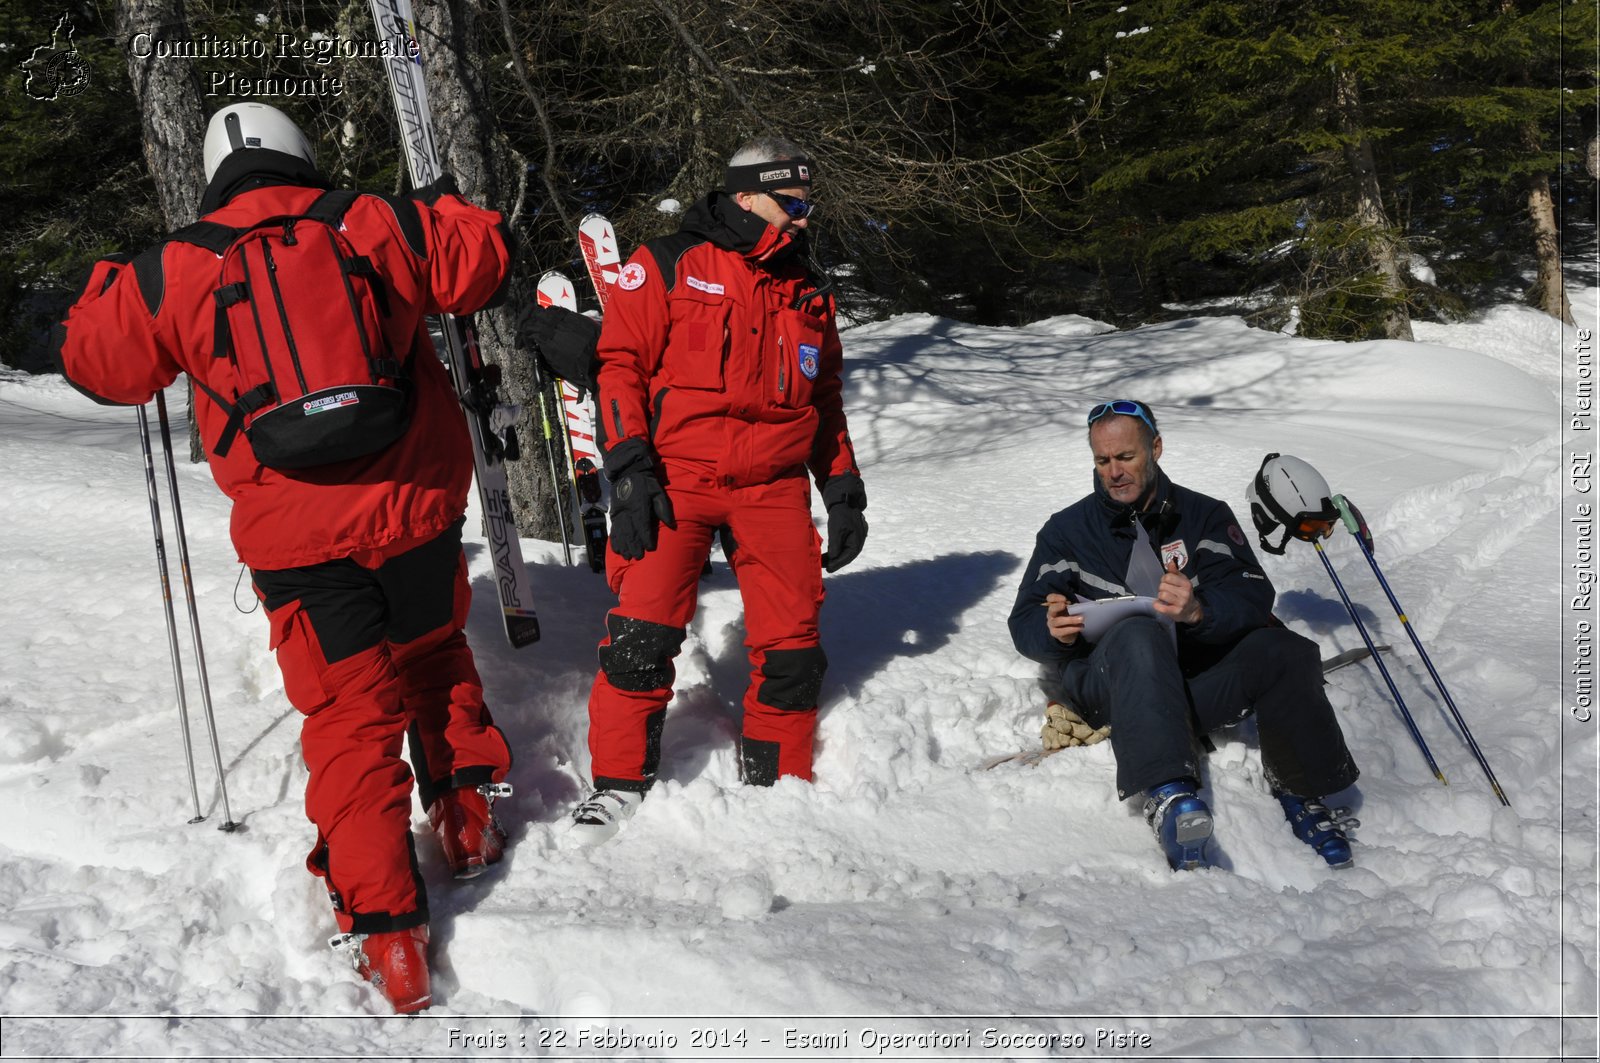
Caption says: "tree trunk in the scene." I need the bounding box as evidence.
[1525,168,1574,324]
[1498,1,1572,325]
[1333,66,1413,342]
[415,0,568,545]
[117,0,207,460]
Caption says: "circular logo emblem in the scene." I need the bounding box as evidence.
[46,51,91,98]
[618,262,647,291]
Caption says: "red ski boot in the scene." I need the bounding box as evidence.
[429,783,509,878]
[337,926,432,1014]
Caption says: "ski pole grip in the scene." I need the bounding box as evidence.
[1332,494,1373,553]
[1332,494,1358,536]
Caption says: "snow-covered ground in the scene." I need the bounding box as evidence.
[0,293,1593,1060]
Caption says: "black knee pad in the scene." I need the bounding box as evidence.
[755,645,828,710]
[741,737,781,787]
[598,614,686,692]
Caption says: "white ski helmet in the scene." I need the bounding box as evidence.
[203,103,316,183]
[1246,452,1338,555]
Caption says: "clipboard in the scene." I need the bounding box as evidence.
[1067,594,1160,641]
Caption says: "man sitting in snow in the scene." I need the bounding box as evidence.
[1007,399,1360,870]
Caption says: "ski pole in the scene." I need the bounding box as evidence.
[1334,496,1510,807]
[1312,538,1447,785]
[136,403,204,823]
[526,345,575,567]
[155,392,239,830]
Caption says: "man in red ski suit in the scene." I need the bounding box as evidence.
[51,103,515,1012]
[567,137,867,844]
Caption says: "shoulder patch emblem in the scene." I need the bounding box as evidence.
[1160,539,1189,570]
[618,261,647,291]
[1227,523,1245,547]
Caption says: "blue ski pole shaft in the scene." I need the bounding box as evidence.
[1351,534,1510,807]
[137,404,205,823]
[1313,540,1447,785]
[155,392,239,830]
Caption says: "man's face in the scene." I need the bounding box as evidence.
[736,185,811,234]
[1090,415,1162,507]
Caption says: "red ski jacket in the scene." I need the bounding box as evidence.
[596,193,858,487]
[54,157,512,570]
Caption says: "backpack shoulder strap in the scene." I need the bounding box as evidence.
[167,220,237,256]
[305,189,399,322]
[303,188,361,227]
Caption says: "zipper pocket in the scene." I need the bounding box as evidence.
[260,237,308,393]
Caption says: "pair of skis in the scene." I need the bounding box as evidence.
[537,212,621,573]
[371,0,622,633]
[370,0,540,647]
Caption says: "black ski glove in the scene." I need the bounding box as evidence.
[820,473,868,573]
[606,438,676,561]
[409,173,461,206]
[518,305,601,399]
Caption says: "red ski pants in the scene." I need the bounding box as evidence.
[587,467,826,790]
[252,521,512,934]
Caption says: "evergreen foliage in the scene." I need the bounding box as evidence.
[2,3,156,370]
[2,0,1588,369]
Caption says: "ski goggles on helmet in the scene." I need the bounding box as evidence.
[1088,399,1159,438]
[765,190,815,220]
[1247,452,1339,555]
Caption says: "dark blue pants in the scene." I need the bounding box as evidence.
[1061,617,1359,800]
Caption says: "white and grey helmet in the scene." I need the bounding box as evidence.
[202,102,315,183]
[1246,452,1338,555]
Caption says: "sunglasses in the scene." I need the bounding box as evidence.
[1088,399,1159,438]
[765,190,814,220]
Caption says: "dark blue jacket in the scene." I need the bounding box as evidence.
[1008,466,1275,676]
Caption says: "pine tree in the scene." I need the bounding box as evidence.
[1408,0,1592,324]
[1056,0,1476,338]
[1,4,157,371]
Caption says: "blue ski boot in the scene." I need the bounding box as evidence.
[1143,780,1213,870]
[1276,792,1358,868]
